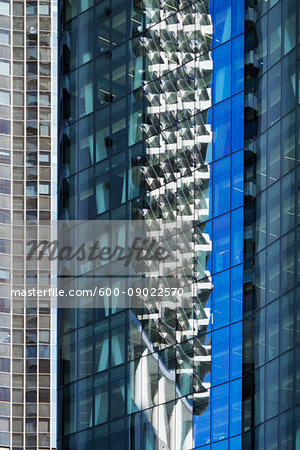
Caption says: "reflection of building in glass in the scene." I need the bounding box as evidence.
[131,2,213,448]
[0,0,57,448]
[58,0,299,449]
[59,0,214,448]
[243,1,299,448]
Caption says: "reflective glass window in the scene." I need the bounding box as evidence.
[231,265,243,323]
[212,327,229,385]
[266,299,279,362]
[232,93,244,152]
[267,241,280,303]
[95,372,108,425]
[232,37,244,95]
[280,292,294,354]
[280,351,293,413]
[230,379,242,437]
[78,11,94,67]
[282,50,296,116]
[231,208,243,267]
[254,308,265,368]
[230,322,242,380]
[213,213,230,274]
[282,110,296,174]
[212,383,229,441]
[268,63,281,126]
[254,367,265,426]
[281,232,295,294]
[283,0,296,54]
[268,3,281,67]
[213,100,231,160]
[213,42,231,104]
[79,63,93,118]
[213,156,230,217]
[265,358,279,420]
[231,150,243,209]
[267,181,280,245]
[232,0,244,37]
[213,270,230,330]
[214,0,231,46]
[265,417,278,450]
[279,410,293,449]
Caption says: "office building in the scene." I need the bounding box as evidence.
[58,0,299,449]
[243,0,299,448]
[0,0,57,448]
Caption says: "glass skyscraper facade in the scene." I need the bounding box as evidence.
[0,0,57,448]
[243,0,300,448]
[58,1,299,450]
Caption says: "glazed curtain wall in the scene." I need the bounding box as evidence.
[58,0,244,449]
[243,0,300,448]
[193,0,244,449]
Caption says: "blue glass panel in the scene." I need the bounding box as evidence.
[231,265,243,322]
[214,0,231,46]
[230,380,242,437]
[213,100,231,161]
[232,37,244,95]
[212,383,229,441]
[230,322,242,380]
[208,165,213,221]
[212,327,230,385]
[213,213,230,274]
[213,156,231,217]
[26,346,37,357]
[195,446,210,450]
[193,405,211,448]
[232,0,244,37]
[232,94,244,152]
[213,270,230,330]
[231,150,244,209]
[212,439,229,450]
[213,43,231,104]
[231,208,243,267]
[230,436,242,449]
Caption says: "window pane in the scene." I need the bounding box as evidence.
[266,299,279,362]
[282,51,296,115]
[268,3,281,67]
[214,0,231,45]
[213,156,230,217]
[280,352,293,413]
[213,270,230,330]
[0,0,10,15]
[213,42,231,104]
[213,99,231,160]
[212,327,229,385]
[283,0,296,54]
[212,383,229,441]
[213,213,230,273]
[266,359,278,420]
[267,241,280,302]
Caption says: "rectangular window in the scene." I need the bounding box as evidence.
[39,182,50,195]
[0,30,9,45]
[39,152,50,164]
[39,1,50,15]
[0,60,10,76]
[0,179,10,194]
[0,0,10,15]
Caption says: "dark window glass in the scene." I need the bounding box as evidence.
[265,359,278,420]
